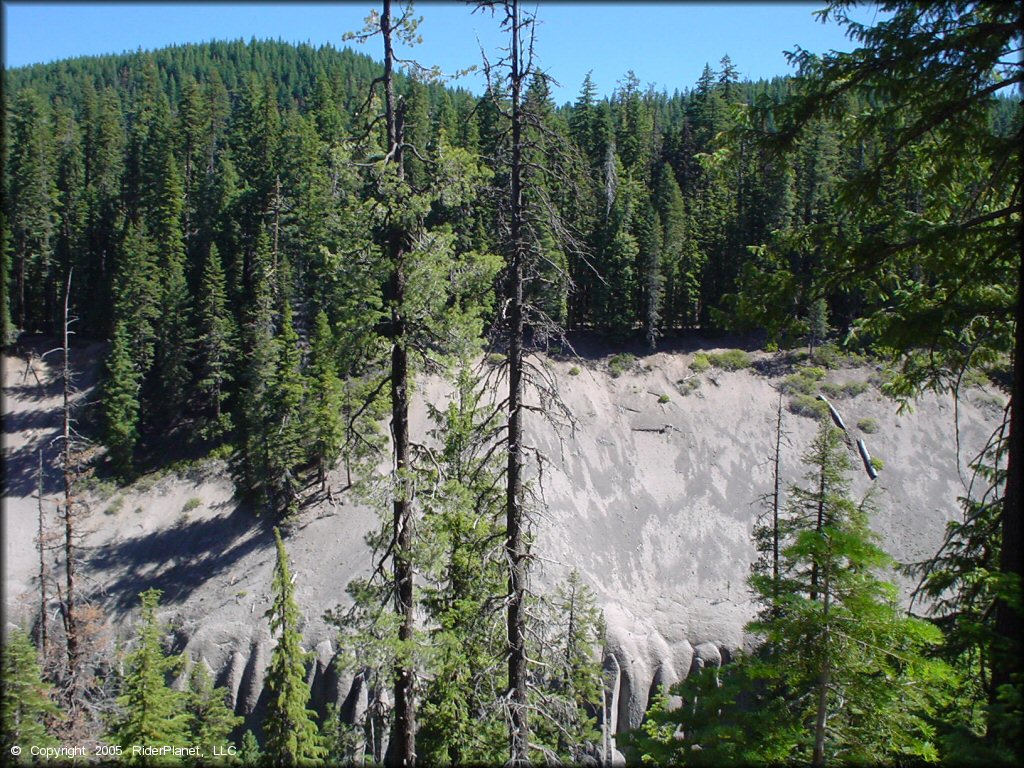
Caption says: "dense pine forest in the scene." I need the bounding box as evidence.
[2,1,1021,765]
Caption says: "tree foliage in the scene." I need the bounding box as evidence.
[109,589,190,763]
[263,528,325,766]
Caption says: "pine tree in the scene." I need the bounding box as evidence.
[148,132,192,429]
[417,364,508,765]
[193,243,237,441]
[80,85,125,336]
[1,628,62,753]
[266,299,307,520]
[751,423,950,765]
[5,89,57,332]
[531,571,605,762]
[110,589,190,763]
[184,661,242,764]
[1,213,14,345]
[52,102,86,319]
[263,528,324,766]
[103,321,142,479]
[753,6,1021,747]
[239,730,262,766]
[235,228,277,507]
[307,311,343,491]
[111,221,159,383]
[635,199,663,349]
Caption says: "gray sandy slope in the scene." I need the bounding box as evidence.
[2,342,1003,738]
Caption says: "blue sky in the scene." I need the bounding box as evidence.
[3,2,886,104]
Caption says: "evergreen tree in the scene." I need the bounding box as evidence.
[148,133,192,428]
[750,6,1021,750]
[265,299,308,520]
[239,730,262,766]
[110,589,190,764]
[654,162,701,329]
[5,89,57,332]
[417,364,508,765]
[235,228,277,508]
[111,221,160,383]
[192,243,237,441]
[263,528,324,766]
[80,85,125,336]
[184,661,242,764]
[635,199,663,349]
[52,102,87,319]
[531,571,605,762]
[103,322,142,478]
[1,628,62,753]
[1,213,14,345]
[307,311,343,491]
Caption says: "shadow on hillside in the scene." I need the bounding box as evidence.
[3,380,62,403]
[3,408,60,435]
[2,439,64,497]
[85,501,271,613]
[3,336,108,498]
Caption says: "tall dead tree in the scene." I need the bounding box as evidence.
[381,3,416,763]
[36,447,49,660]
[474,2,586,760]
[504,1,529,761]
[59,269,80,681]
[771,391,783,599]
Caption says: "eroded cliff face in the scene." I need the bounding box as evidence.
[2,343,1000,739]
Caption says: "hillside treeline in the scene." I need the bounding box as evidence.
[4,38,1017,477]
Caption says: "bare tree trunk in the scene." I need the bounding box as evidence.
[772,391,783,601]
[380,3,415,764]
[991,244,1022,711]
[812,561,832,767]
[37,447,48,660]
[810,449,825,602]
[505,2,529,762]
[60,269,78,683]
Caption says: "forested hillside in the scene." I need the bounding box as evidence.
[2,0,1020,765]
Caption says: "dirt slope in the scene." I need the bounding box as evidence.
[2,341,1002,738]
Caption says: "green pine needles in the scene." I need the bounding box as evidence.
[1,628,62,753]
[263,527,325,766]
[110,589,190,763]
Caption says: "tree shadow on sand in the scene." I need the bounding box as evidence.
[84,500,272,614]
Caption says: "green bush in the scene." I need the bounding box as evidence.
[780,367,826,396]
[677,377,701,396]
[788,394,829,420]
[842,380,869,397]
[857,417,880,434]
[608,353,636,378]
[821,379,869,399]
[658,393,671,404]
[812,342,844,369]
[707,349,752,371]
[104,496,125,516]
[820,381,842,398]
[689,353,711,373]
[568,365,581,376]
[182,497,202,514]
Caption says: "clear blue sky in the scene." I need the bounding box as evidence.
[3,2,886,104]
